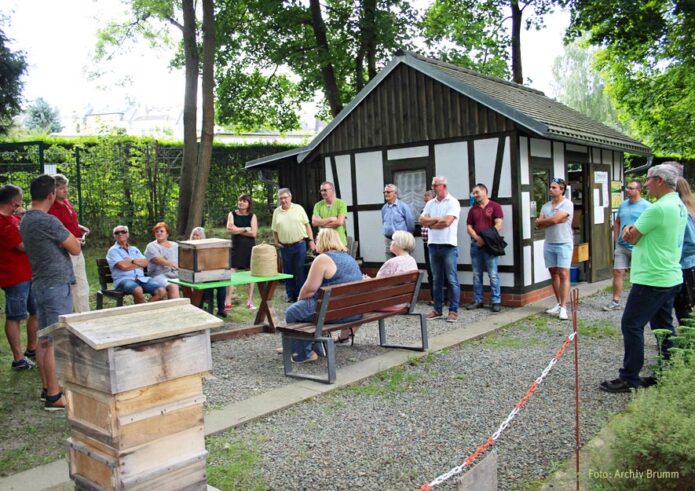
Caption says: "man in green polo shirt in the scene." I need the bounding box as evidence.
[312,181,348,246]
[600,163,686,393]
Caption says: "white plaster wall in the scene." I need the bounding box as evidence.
[530,138,551,158]
[460,271,514,288]
[358,210,386,263]
[345,216,355,240]
[602,149,613,165]
[474,138,497,189]
[533,240,551,283]
[334,154,353,205]
[434,142,469,194]
[521,192,531,240]
[324,157,333,184]
[519,136,529,185]
[387,145,429,161]
[456,216,471,264]
[553,141,565,179]
[613,152,622,182]
[524,245,533,286]
[592,148,601,164]
[354,151,384,204]
[498,204,514,266]
[498,137,512,198]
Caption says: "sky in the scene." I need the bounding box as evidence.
[2,0,570,126]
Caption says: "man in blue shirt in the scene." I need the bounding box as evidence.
[106,225,165,304]
[603,181,651,311]
[381,184,415,258]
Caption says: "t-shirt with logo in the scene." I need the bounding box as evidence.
[616,198,651,250]
[0,214,32,288]
[466,200,503,235]
[631,192,687,287]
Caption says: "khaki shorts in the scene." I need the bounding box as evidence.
[614,245,632,270]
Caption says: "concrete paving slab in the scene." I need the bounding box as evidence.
[0,280,610,490]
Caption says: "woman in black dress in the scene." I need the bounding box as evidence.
[225,194,258,310]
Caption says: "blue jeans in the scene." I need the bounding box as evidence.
[619,283,680,387]
[32,283,73,336]
[428,244,460,313]
[470,241,500,304]
[280,241,307,302]
[286,298,324,362]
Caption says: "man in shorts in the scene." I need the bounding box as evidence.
[0,184,38,370]
[603,181,650,311]
[106,225,166,304]
[20,175,82,410]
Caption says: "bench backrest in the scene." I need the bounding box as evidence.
[314,270,423,324]
[96,258,115,290]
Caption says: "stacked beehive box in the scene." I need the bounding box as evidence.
[52,299,223,490]
[178,238,232,283]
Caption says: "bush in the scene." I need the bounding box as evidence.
[590,355,695,490]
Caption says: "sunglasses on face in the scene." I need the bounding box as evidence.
[114,230,128,235]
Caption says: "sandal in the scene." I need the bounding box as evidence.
[291,351,319,363]
[224,304,233,312]
[246,301,257,310]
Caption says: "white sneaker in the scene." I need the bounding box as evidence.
[558,307,568,320]
[546,304,561,315]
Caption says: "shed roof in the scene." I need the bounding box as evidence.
[246,51,649,169]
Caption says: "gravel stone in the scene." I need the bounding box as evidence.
[205,288,664,489]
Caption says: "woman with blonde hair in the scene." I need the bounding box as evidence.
[145,222,179,299]
[674,177,695,324]
[281,228,362,363]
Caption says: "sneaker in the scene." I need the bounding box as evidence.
[23,349,36,359]
[545,304,561,315]
[558,307,569,320]
[446,312,458,323]
[44,392,66,411]
[11,357,36,370]
[491,303,501,313]
[599,378,637,393]
[427,310,443,320]
[465,302,483,310]
[602,300,621,311]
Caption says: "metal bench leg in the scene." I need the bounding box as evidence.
[280,334,337,384]
[378,313,428,352]
[96,292,103,310]
[325,339,336,384]
[281,334,293,378]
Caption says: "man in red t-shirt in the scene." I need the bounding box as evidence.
[466,183,504,312]
[48,174,91,312]
[0,184,38,370]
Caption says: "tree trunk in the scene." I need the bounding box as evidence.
[510,0,523,85]
[309,0,343,117]
[187,0,216,235]
[175,0,199,237]
[364,0,377,80]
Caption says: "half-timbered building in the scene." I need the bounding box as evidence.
[246,51,650,305]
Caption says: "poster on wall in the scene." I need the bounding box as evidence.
[611,180,623,209]
[593,171,609,225]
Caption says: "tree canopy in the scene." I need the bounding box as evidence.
[564,0,694,158]
[25,97,62,134]
[0,27,27,135]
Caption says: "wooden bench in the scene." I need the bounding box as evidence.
[95,258,125,309]
[277,270,427,384]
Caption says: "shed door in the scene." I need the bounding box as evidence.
[588,164,613,282]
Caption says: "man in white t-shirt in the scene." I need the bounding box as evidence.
[419,176,461,323]
[535,177,574,320]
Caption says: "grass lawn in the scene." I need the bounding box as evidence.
[0,242,274,477]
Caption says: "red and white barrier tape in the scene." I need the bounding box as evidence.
[419,331,577,491]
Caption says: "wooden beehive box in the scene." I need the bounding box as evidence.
[178,238,232,283]
[51,299,223,491]
[572,242,589,263]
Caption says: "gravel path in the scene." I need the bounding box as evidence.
[205,288,664,490]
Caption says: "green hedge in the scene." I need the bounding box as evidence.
[0,136,295,242]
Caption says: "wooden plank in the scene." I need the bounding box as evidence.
[322,294,412,321]
[320,283,415,309]
[177,238,231,250]
[55,330,114,393]
[62,303,220,350]
[178,268,231,283]
[111,331,211,393]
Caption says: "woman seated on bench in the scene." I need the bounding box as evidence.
[370,230,418,313]
[284,228,362,363]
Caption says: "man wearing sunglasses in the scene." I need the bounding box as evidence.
[603,181,650,311]
[106,225,166,304]
[600,163,686,393]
